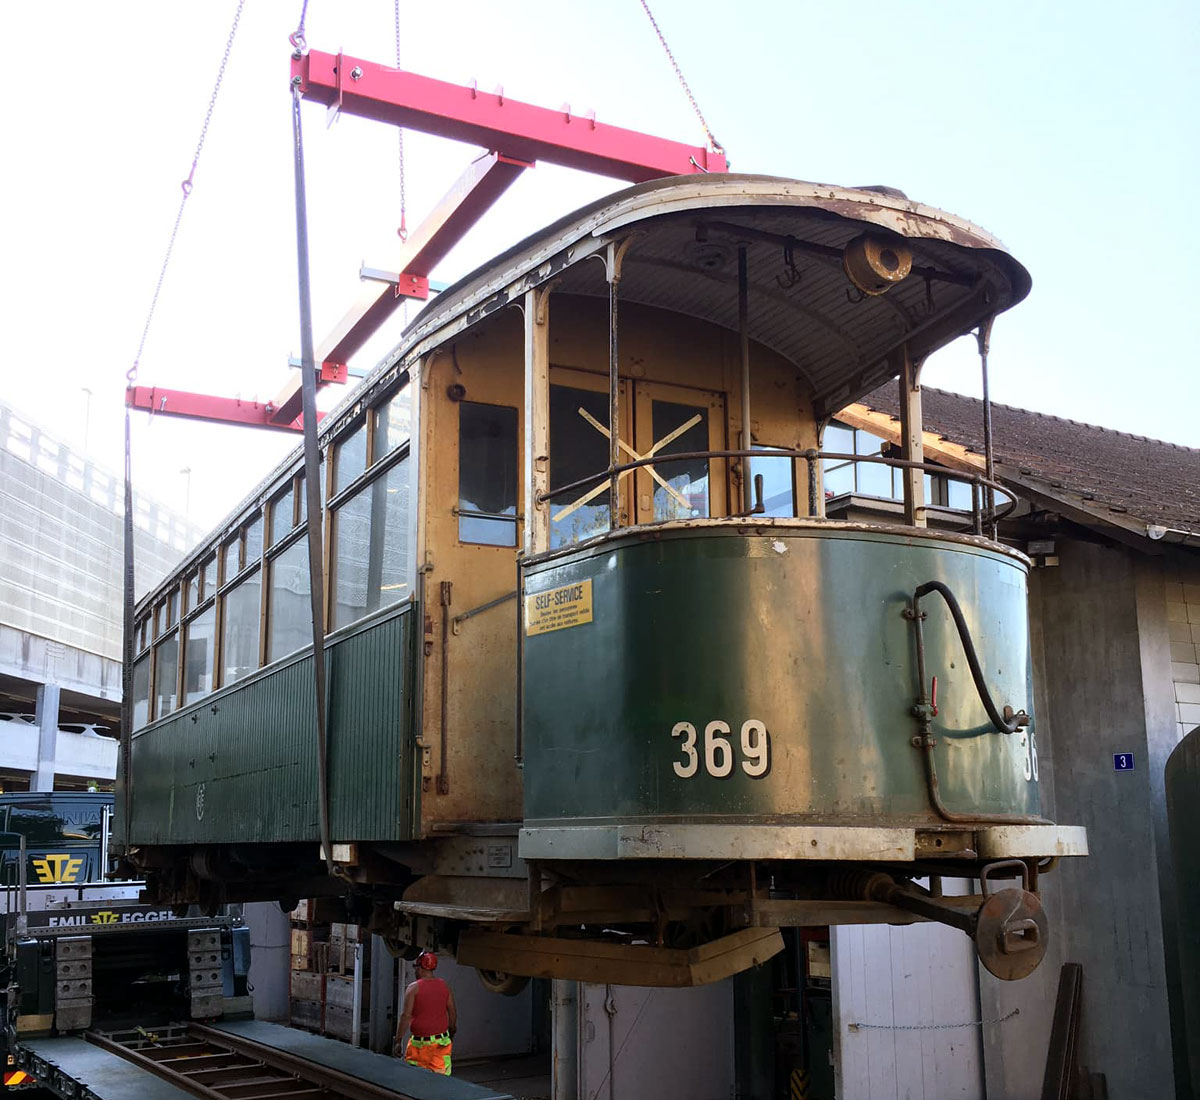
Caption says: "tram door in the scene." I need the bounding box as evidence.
[548,368,633,549]
[632,382,726,524]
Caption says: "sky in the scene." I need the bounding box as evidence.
[3,1,1197,532]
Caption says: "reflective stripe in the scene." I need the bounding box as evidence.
[410,1033,450,1046]
[404,1036,452,1076]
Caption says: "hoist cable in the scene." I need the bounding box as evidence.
[290,84,334,876]
[130,0,246,383]
[119,409,135,853]
[394,0,408,240]
[636,0,724,155]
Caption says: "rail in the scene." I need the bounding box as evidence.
[537,447,1018,536]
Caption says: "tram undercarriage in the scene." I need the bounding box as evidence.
[135,816,1083,989]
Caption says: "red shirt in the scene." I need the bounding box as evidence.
[410,976,451,1037]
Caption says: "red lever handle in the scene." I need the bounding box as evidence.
[931,675,938,716]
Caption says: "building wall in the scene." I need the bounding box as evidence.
[0,401,202,665]
[576,980,734,1100]
[832,884,986,1100]
[1166,561,1200,740]
[1030,539,1175,1097]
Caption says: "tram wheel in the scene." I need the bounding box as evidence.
[475,968,530,996]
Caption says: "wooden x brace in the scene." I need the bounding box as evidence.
[552,408,702,522]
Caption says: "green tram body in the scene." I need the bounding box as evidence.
[120,176,1085,986]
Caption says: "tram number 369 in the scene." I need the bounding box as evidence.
[672,720,771,779]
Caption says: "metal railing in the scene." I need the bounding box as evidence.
[539,447,1017,537]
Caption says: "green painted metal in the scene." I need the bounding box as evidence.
[1166,727,1200,1093]
[126,604,416,846]
[522,526,1040,826]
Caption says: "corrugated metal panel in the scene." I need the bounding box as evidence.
[128,604,415,846]
[328,606,414,840]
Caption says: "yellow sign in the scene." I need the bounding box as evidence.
[31,854,85,884]
[90,910,119,925]
[525,580,593,636]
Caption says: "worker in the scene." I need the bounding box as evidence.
[394,952,457,1075]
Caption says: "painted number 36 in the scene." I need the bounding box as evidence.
[671,720,771,779]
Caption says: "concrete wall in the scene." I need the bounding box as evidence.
[1028,539,1175,1097]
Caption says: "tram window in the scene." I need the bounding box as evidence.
[374,389,411,459]
[296,468,326,521]
[245,515,264,567]
[183,605,217,703]
[549,385,612,549]
[270,483,295,546]
[132,653,150,730]
[850,430,888,497]
[458,402,518,546]
[223,538,241,581]
[221,574,262,685]
[201,557,217,600]
[165,589,178,629]
[332,458,411,629]
[752,448,795,518]
[823,423,854,458]
[650,399,709,521]
[946,477,973,510]
[268,536,313,662]
[153,632,179,718]
[335,422,368,496]
[823,462,854,496]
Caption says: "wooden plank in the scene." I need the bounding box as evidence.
[457,926,782,987]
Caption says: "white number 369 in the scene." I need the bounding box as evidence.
[671,720,771,779]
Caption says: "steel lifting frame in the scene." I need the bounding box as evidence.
[127,47,727,431]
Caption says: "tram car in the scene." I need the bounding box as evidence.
[118,174,1086,988]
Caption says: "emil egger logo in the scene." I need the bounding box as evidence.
[31,854,85,884]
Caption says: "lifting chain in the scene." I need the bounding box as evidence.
[637,0,724,156]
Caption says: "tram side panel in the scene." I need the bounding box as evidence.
[521,527,1040,840]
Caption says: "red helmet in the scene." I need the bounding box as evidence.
[416,951,438,972]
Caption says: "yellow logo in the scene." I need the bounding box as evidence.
[90,910,120,925]
[31,854,85,884]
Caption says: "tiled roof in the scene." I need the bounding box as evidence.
[856,385,1200,536]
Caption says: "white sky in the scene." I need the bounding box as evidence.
[3,1,1197,532]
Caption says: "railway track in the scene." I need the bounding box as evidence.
[85,1023,407,1100]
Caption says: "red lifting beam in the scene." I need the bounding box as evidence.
[292,49,726,182]
[125,386,324,432]
[269,150,529,426]
[128,48,726,432]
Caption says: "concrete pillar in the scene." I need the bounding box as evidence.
[368,936,398,1053]
[551,979,578,1100]
[243,903,290,1022]
[33,683,60,792]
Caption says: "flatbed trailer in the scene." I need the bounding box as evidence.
[4,897,512,1099]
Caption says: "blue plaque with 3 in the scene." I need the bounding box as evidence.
[1114,753,1135,771]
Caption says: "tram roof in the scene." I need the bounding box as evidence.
[385,173,1032,418]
